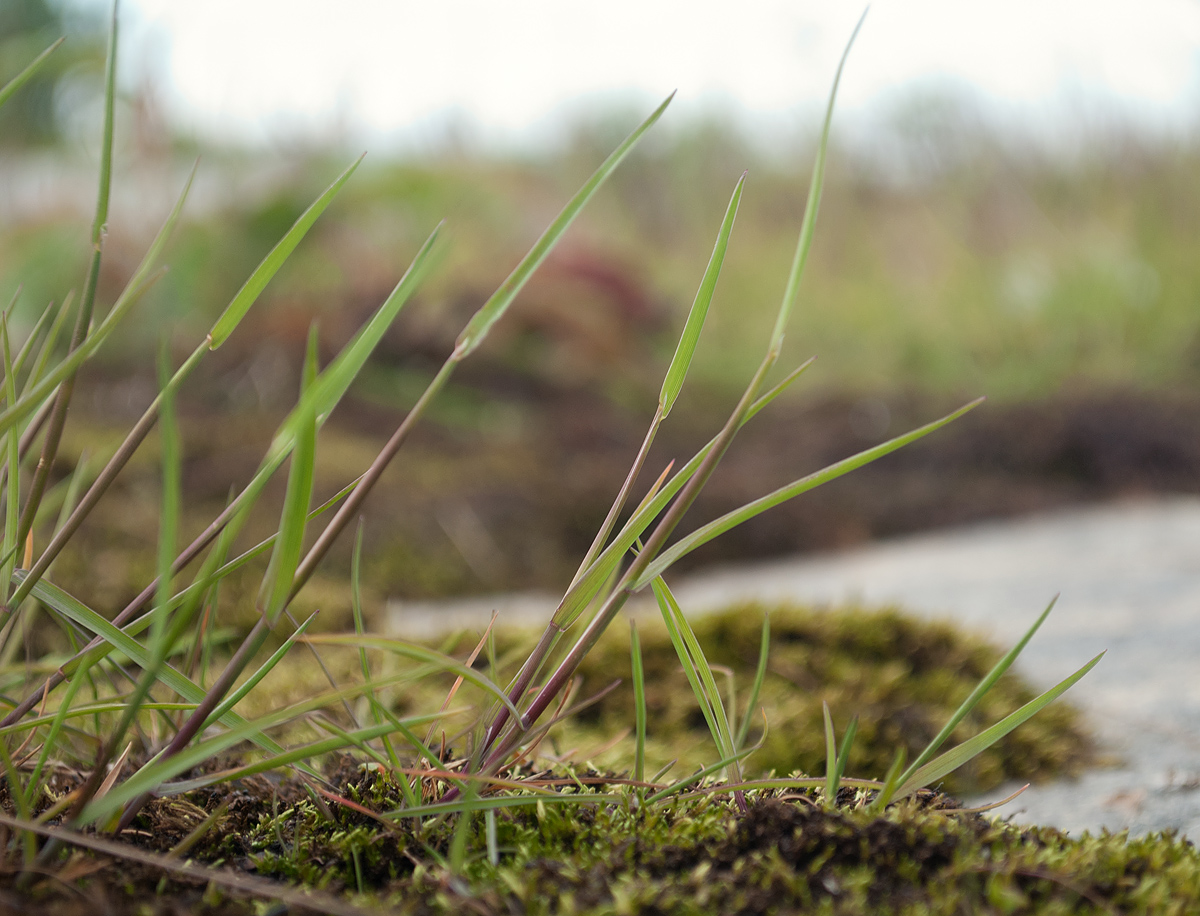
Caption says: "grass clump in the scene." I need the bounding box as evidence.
[561,602,1093,795]
[0,7,1126,914]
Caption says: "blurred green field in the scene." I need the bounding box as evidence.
[4,117,1195,412]
[4,118,1198,410]
[4,113,1200,608]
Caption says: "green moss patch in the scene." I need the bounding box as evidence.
[11,762,1197,916]
[524,601,1093,795]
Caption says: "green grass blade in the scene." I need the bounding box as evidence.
[266,223,441,465]
[152,343,181,636]
[207,155,365,349]
[202,612,318,730]
[553,364,817,629]
[630,620,647,785]
[82,682,442,825]
[895,651,1105,801]
[453,94,673,359]
[645,741,763,805]
[19,293,73,399]
[0,319,19,602]
[871,748,908,811]
[734,612,770,750]
[0,164,195,439]
[896,596,1060,790]
[768,10,866,355]
[9,295,58,384]
[659,173,745,418]
[259,327,318,625]
[11,572,295,759]
[651,577,739,780]
[823,702,837,802]
[633,398,983,588]
[300,633,524,722]
[0,37,64,111]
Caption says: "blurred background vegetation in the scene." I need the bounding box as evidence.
[2,7,1199,621]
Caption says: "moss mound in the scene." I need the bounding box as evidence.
[549,601,1093,795]
[9,764,1198,916]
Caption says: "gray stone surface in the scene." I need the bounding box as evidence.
[388,496,1200,838]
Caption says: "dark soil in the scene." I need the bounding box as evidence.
[57,369,1200,611]
[4,761,1198,916]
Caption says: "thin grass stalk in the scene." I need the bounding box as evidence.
[630,621,646,787]
[14,4,120,553]
[0,475,359,731]
[10,341,208,611]
[1,320,20,604]
[0,37,64,109]
[66,348,185,818]
[111,615,271,831]
[1,220,437,729]
[734,613,770,750]
[467,357,776,788]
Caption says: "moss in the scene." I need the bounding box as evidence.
[544,601,1093,795]
[167,764,1200,916]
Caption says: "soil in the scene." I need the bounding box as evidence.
[3,761,1197,916]
[57,370,1200,612]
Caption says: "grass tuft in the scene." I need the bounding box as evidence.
[0,7,1114,912]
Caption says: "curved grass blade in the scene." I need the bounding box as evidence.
[208,155,365,349]
[894,651,1105,801]
[300,633,525,722]
[734,611,770,750]
[652,577,738,781]
[659,172,745,418]
[0,162,194,439]
[552,359,818,629]
[889,596,1061,800]
[11,572,297,761]
[768,9,867,356]
[81,683,445,826]
[0,37,64,110]
[454,93,673,359]
[633,398,983,589]
[259,327,318,625]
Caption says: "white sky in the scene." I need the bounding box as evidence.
[89,0,1200,152]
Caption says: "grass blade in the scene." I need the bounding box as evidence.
[734,612,770,750]
[0,37,64,110]
[207,155,365,349]
[630,620,647,785]
[259,327,318,625]
[0,319,20,603]
[651,577,739,781]
[768,9,866,355]
[659,173,745,418]
[823,702,838,803]
[453,93,673,359]
[895,596,1061,791]
[894,651,1105,801]
[0,162,194,439]
[633,398,983,588]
